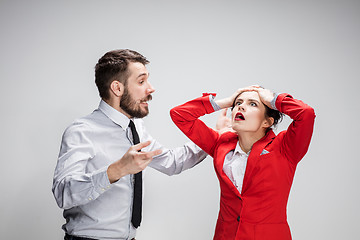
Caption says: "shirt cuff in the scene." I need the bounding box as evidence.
[91,166,112,195]
[209,95,221,111]
[270,93,279,110]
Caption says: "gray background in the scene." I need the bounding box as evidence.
[0,0,359,239]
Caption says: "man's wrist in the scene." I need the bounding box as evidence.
[107,163,126,184]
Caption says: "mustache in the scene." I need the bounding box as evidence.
[140,94,152,102]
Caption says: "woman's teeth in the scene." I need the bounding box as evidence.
[235,113,245,120]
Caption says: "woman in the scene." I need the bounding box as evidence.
[170,86,315,240]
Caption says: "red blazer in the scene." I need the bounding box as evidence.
[170,93,315,240]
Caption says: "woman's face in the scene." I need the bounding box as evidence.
[231,91,270,133]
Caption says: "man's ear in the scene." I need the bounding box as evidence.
[109,80,124,97]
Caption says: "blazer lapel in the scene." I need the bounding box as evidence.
[214,132,243,198]
[241,130,276,195]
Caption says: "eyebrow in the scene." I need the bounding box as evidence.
[236,98,260,104]
[137,72,149,79]
[247,98,260,104]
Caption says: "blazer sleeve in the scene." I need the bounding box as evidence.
[170,94,220,157]
[276,93,316,165]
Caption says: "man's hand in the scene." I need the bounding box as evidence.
[215,108,234,134]
[107,141,162,183]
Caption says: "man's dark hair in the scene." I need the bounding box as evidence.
[95,49,149,100]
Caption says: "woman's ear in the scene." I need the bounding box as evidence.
[263,117,274,128]
[109,80,124,98]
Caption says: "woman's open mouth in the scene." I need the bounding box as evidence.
[234,112,245,121]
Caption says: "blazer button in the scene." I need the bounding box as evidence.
[237,216,240,222]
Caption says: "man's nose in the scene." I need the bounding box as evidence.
[147,82,155,94]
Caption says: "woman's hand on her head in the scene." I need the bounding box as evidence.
[252,86,275,108]
[215,86,258,109]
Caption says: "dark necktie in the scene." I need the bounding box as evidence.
[128,120,142,228]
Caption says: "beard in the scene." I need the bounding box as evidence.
[120,86,152,118]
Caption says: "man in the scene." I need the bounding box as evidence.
[52,49,211,240]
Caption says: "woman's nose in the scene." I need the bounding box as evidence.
[238,104,245,111]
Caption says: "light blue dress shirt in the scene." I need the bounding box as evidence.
[52,100,207,240]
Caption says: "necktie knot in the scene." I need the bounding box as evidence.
[129,120,140,145]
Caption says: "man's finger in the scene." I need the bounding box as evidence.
[139,149,162,160]
[133,140,151,151]
[221,108,228,116]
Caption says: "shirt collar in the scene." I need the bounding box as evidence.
[98,100,130,130]
[234,141,250,156]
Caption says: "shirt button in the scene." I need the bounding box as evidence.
[88,197,92,201]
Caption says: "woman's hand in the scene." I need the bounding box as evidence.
[215,86,258,109]
[251,86,275,108]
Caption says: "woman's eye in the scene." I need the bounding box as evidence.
[236,102,241,106]
[250,102,257,107]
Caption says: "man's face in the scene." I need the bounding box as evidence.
[120,62,155,118]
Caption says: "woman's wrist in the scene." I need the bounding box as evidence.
[270,93,279,110]
[209,95,222,111]
[215,98,232,109]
